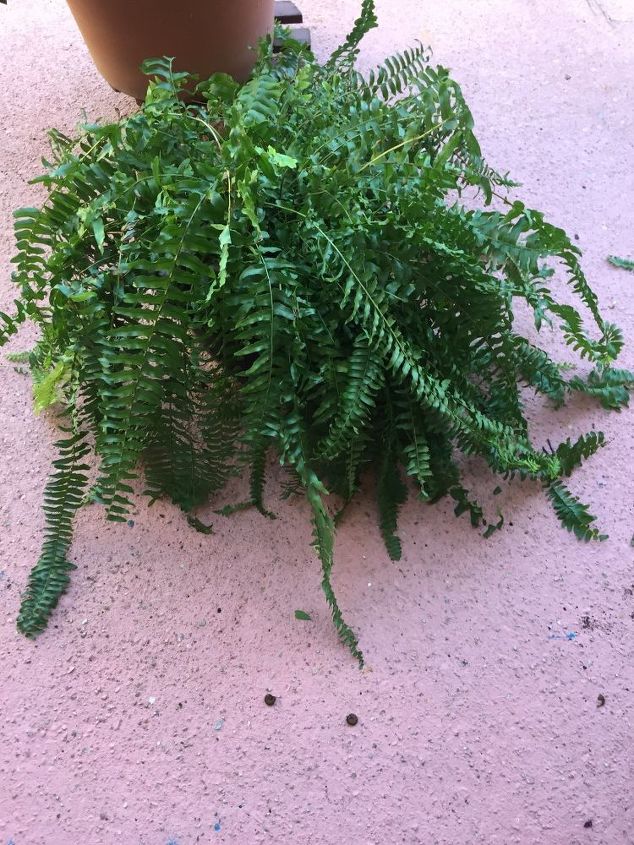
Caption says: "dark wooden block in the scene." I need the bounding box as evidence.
[273,26,311,52]
[274,1,303,24]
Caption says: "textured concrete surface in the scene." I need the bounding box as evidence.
[1,1,633,843]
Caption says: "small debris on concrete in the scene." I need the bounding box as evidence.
[346,713,358,726]
[597,694,606,708]
[584,819,593,828]
[213,719,224,731]
[264,693,276,706]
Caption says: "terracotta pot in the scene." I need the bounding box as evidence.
[65,0,275,100]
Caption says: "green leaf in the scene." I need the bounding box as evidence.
[266,146,298,170]
[482,513,504,538]
[207,224,232,301]
[92,216,105,252]
[294,609,312,620]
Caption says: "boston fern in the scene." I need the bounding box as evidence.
[2,2,632,664]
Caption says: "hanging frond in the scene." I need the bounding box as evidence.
[377,445,408,561]
[17,425,90,637]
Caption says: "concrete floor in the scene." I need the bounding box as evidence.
[1,1,633,843]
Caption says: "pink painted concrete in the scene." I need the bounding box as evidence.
[1,1,634,843]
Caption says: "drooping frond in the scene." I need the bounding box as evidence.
[279,406,363,663]
[17,425,90,637]
[307,483,364,666]
[377,444,408,561]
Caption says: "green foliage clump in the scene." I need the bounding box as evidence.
[2,2,632,663]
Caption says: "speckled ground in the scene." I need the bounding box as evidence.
[1,1,633,844]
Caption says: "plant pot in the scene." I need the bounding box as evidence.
[65,0,274,100]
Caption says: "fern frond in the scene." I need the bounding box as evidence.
[377,444,408,560]
[553,432,605,477]
[145,361,239,513]
[235,73,283,129]
[424,427,460,502]
[364,44,432,101]
[391,388,434,496]
[17,427,90,637]
[96,191,211,520]
[545,481,606,542]
[279,406,363,663]
[306,483,364,666]
[513,338,567,406]
[327,0,378,69]
[247,440,276,519]
[280,465,303,500]
[317,335,383,460]
[32,355,72,414]
[0,305,25,346]
[569,366,634,410]
[5,350,31,363]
